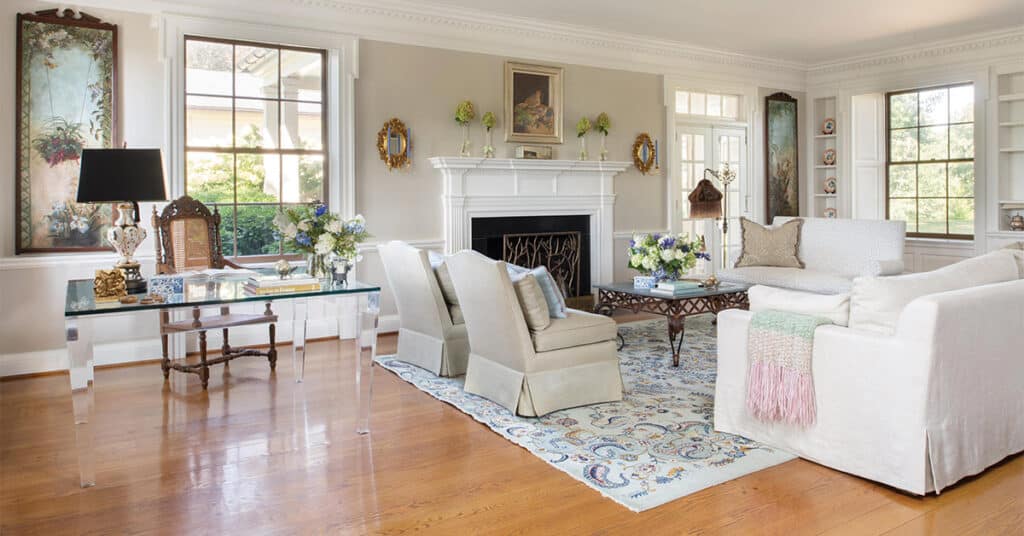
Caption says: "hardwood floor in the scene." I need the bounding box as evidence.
[2,317,1022,535]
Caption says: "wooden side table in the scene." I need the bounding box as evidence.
[593,282,750,366]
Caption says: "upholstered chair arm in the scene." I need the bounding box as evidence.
[866,259,905,277]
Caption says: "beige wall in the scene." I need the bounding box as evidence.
[353,40,667,307]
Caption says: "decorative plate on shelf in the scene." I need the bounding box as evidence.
[822,117,836,135]
[823,176,837,194]
[823,148,837,166]
[823,207,838,218]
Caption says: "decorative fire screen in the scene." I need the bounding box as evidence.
[502,231,582,297]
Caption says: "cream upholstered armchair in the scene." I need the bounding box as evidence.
[379,241,469,376]
[446,250,623,417]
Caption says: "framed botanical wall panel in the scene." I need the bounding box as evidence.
[504,62,563,144]
[16,9,117,254]
[765,92,799,221]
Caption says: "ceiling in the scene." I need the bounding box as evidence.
[424,0,1024,64]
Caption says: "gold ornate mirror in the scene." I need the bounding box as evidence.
[632,132,658,175]
[377,118,411,171]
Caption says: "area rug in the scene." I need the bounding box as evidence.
[375,317,795,512]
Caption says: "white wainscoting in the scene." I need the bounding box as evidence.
[903,239,977,272]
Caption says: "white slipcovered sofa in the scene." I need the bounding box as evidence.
[715,249,1024,494]
[717,217,906,294]
[446,250,623,417]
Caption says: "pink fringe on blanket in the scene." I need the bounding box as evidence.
[747,360,816,426]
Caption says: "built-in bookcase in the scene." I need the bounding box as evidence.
[812,96,839,218]
[997,69,1024,231]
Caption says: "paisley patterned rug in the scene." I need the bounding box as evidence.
[375,317,795,512]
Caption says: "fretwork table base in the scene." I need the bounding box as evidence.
[593,284,749,367]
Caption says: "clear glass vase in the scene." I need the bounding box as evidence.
[578,136,588,160]
[483,128,495,158]
[600,134,609,161]
[460,123,472,157]
[306,253,331,281]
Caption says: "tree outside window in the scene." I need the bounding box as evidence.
[184,37,327,258]
[886,84,974,239]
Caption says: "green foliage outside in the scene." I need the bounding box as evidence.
[186,125,324,255]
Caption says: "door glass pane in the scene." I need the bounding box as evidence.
[707,94,722,116]
[693,135,705,161]
[676,91,690,114]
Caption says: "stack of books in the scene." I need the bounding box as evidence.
[649,280,702,297]
[243,275,321,295]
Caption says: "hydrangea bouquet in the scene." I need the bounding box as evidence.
[627,232,709,280]
[273,204,369,278]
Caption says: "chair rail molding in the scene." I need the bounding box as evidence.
[430,157,630,290]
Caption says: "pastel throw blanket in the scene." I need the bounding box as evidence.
[746,310,831,426]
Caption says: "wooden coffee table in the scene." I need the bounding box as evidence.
[593,282,750,366]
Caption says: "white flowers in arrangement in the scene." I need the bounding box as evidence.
[627,232,709,280]
[273,203,369,266]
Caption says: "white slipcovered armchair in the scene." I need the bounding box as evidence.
[446,250,623,416]
[379,241,469,376]
[715,274,1024,494]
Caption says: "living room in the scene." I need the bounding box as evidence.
[1,0,1022,533]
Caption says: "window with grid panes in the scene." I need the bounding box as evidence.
[184,36,327,258]
[886,84,974,239]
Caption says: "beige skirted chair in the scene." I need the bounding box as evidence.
[379,241,469,376]
[446,250,623,416]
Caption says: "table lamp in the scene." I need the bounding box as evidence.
[77,148,167,293]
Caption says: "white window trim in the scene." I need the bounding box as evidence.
[160,15,359,219]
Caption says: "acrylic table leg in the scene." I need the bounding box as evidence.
[355,291,381,434]
[65,316,96,487]
[292,298,309,383]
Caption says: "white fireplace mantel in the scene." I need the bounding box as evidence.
[429,156,631,289]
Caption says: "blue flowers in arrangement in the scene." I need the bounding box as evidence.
[627,232,709,280]
[273,203,370,264]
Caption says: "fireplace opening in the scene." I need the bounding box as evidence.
[471,215,591,307]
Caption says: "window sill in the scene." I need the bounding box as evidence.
[904,237,975,250]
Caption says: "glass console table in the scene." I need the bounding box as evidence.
[64,275,381,488]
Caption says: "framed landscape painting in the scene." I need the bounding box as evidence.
[504,62,563,144]
[16,9,117,254]
[765,92,799,221]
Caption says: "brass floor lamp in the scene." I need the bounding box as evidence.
[688,163,737,285]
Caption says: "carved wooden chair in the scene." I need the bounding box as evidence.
[152,195,278,389]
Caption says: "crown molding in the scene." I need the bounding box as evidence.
[807,26,1024,78]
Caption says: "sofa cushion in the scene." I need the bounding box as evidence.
[506,263,568,319]
[427,251,459,306]
[718,266,853,294]
[513,274,551,331]
[774,217,906,277]
[531,310,617,352]
[748,285,850,326]
[849,250,1022,335]
[735,217,804,269]
[448,304,464,325]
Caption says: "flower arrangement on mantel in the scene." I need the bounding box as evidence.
[274,204,369,278]
[481,111,496,158]
[575,116,592,160]
[627,232,709,281]
[455,100,476,157]
[596,112,611,161]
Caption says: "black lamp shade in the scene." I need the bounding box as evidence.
[77,148,167,203]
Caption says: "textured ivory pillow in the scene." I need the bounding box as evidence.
[428,251,459,306]
[734,217,804,269]
[849,249,1021,334]
[513,274,551,331]
[748,285,850,326]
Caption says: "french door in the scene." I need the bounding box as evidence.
[677,125,747,271]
